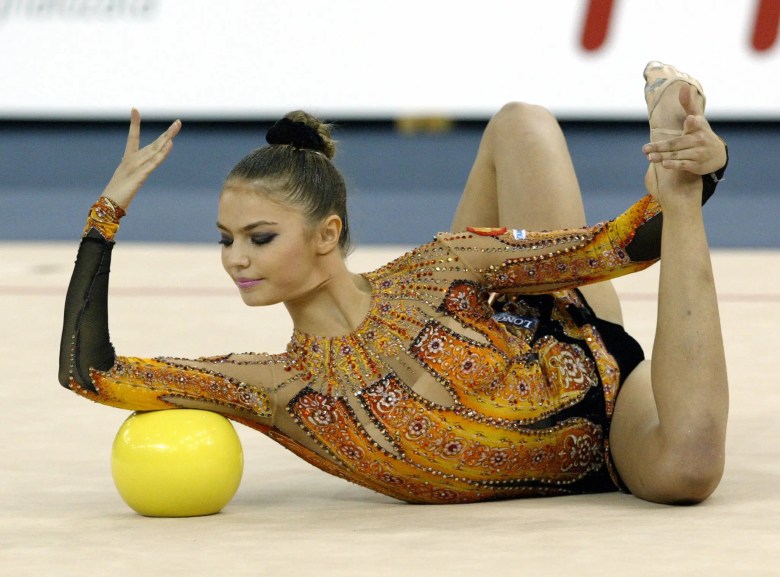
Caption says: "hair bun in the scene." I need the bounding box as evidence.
[266,117,326,153]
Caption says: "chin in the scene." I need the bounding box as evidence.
[238,293,280,308]
[239,296,264,307]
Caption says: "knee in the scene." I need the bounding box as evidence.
[647,442,726,505]
[485,102,559,146]
[486,102,558,139]
[665,459,725,505]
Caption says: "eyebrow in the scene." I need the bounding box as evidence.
[216,220,279,232]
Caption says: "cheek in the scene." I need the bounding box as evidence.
[269,246,303,280]
[220,247,228,273]
[269,241,315,284]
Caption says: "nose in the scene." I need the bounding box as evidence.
[223,241,251,270]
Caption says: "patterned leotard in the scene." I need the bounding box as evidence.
[60,195,659,503]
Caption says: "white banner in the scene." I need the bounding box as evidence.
[1,0,778,119]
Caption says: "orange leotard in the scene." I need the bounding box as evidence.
[60,195,660,503]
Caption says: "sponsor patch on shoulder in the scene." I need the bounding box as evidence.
[466,226,507,237]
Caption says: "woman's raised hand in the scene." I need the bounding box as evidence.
[642,86,727,177]
[101,108,182,211]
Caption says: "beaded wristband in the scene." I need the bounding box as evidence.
[82,196,127,241]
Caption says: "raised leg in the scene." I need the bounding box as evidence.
[610,63,729,503]
[451,102,622,324]
[451,102,589,232]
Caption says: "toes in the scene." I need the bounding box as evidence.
[643,60,665,81]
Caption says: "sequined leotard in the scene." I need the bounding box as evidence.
[60,194,665,504]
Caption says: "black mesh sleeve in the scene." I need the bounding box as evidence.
[625,149,728,262]
[58,229,117,392]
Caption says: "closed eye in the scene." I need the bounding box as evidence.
[217,232,278,247]
[251,233,278,246]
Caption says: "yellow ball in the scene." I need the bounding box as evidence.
[111,409,243,517]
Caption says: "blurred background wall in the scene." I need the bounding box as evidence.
[1,0,778,246]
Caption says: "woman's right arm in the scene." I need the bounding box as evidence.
[57,113,276,419]
[58,199,125,391]
[58,110,181,394]
[57,207,274,416]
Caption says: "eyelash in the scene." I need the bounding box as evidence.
[218,233,278,247]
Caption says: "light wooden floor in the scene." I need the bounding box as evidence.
[1,243,779,577]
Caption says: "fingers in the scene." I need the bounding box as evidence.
[102,115,182,211]
[643,133,696,157]
[123,116,182,171]
[642,118,725,175]
[679,84,705,118]
[123,109,181,160]
[123,108,142,158]
[155,118,182,151]
[142,119,181,163]
[679,85,694,116]
[643,120,703,165]
[644,141,705,170]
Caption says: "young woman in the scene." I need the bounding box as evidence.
[59,62,729,505]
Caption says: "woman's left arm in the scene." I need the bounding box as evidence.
[438,192,663,295]
[442,108,728,295]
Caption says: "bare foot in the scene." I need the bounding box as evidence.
[642,62,703,202]
[644,61,705,141]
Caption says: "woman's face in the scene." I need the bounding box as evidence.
[217,182,326,307]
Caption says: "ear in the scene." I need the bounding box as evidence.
[316,214,343,255]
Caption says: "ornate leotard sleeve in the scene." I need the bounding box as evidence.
[57,198,273,419]
[440,151,728,294]
[438,190,708,294]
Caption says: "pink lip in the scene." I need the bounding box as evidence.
[235,277,263,290]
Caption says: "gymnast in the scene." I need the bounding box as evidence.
[59,62,729,504]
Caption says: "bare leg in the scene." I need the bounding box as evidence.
[610,65,729,503]
[451,102,622,324]
[451,102,590,231]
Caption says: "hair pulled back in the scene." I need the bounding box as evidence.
[225,110,350,253]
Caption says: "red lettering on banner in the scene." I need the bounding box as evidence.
[581,0,614,51]
[582,0,778,52]
[753,0,780,51]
